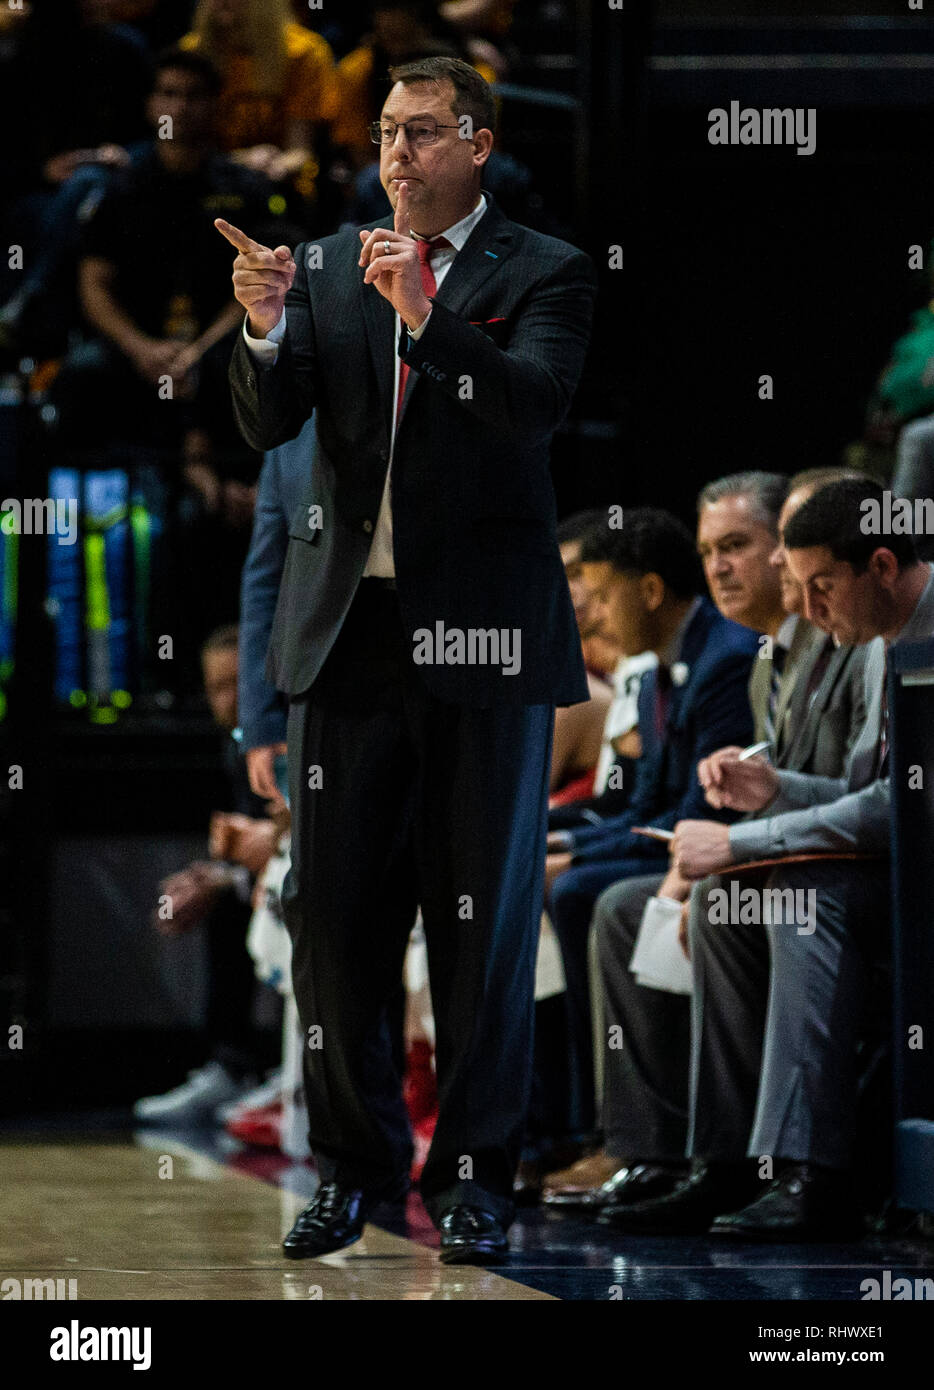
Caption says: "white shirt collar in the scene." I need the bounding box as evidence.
[412,192,487,252]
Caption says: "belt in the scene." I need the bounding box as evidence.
[360,576,397,589]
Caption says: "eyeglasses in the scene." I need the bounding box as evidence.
[369,118,461,148]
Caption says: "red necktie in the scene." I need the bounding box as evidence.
[396,236,450,425]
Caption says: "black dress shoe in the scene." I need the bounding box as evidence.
[439,1206,509,1265]
[283,1182,369,1259]
[592,1161,689,1215]
[597,1160,760,1234]
[710,1163,865,1242]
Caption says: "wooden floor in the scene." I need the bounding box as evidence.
[0,1136,551,1300]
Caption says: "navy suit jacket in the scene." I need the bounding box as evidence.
[238,415,318,752]
[570,599,758,865]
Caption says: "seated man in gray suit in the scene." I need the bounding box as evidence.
[613,477,934,1241]
[570,470,867,1212]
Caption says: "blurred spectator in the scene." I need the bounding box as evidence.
[43,46,291,699]
[851,243,934,489]
[440,0,517,78]
[92,1,196,50]
[135,624,284,1125]
[550,509,618,800]
[180,0,340,204]
[64,46,284,451]
[1,0,151,200]
[0,0,152,334]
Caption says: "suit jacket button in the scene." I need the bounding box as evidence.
[247,372,255,388]
[362,519,373,533]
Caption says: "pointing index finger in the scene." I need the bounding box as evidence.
[214,218,261,254]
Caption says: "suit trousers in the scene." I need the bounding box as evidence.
[688,860,891,1168]
[592,872,690,1162]
[281,579,555,1227]
[548,853,666,1136]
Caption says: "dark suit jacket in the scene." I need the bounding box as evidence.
[229,193,597,707]
[569,599,759,865]
[238,415,318,752]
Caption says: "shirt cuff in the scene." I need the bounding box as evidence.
[407,307,432,342]
[243,309,286,364]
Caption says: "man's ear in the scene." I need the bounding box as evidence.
[472,129,494,168]
[641,571,665,613]
[870,547,900,588]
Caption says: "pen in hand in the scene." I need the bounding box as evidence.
[738,740,771,762]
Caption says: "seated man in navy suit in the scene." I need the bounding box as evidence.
[544,508,758,1136]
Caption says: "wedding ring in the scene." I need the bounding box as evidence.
[383,240,391,255]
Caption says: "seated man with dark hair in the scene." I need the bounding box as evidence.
[544,508,759,1139]
[611,478,934,1241]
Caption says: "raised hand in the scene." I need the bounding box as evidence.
[357,181,432,331]
[215,218,295,338]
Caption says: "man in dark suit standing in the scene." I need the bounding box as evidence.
[216,56,596,1263]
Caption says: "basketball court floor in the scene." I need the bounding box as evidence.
[3,1120,933,1302]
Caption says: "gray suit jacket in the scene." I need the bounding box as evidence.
[729,564,934,859]
[782,632,867,777]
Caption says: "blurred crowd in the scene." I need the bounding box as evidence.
[0,0,550,712]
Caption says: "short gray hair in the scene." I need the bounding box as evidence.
[696,471,789,532]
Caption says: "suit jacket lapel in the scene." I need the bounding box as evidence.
[359,265,397,446]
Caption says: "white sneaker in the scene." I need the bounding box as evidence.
[215,1067,284,1123]
[133,1060,255,1124]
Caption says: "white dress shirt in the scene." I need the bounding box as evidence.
[243,192,488,577]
